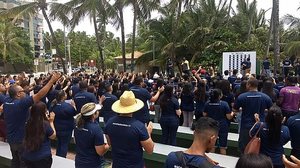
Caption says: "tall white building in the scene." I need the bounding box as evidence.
[0,0,44,58]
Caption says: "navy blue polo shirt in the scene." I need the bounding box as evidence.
[274,83,285,92]
[228,76,237,85]
[263,60,270,69]
[51,102,77,132]
[204,100,231,130]
[71,84,80,98]
[130,85,151,123]
[234,91,272,129]
[74,121,105,168]
[165,152,221,168]
[23,122,53,161]
[101,92,118,123]
[74,91,97,113]
[160,97,179,119]
[0,93,6,105]
[180,93,194,112]
[287,113,300,150]
[250,122,290,166]
[46,89,59,108]
[104,116,149,168]
[4,96,33,144]
[221,93,234,110]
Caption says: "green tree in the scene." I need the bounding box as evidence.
[0,21,26,72]
[0,0,70,74]
[113,0,127,72]
[126,0,160,72]
[62,0,115,71]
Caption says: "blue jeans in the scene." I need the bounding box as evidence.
[56,130,73,158]
[160,117,179,146]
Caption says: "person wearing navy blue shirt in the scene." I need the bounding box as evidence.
[3,72,61,168]
[74,81,97,113]
[50,90,77,158]
[0,83,7,141]
[74,103,109,168]
[165,117,221,168]
[274,76,285,92]
[250,105,290,168]
[194,80,209,121]
[287,112,300,159]
[228,69,238,86]
[263,57,271,77]
[233,78,273,153]
[22,102,56,168]
[180,83,195,127]
[158,85,181,145]
[130,76,164,123]
[105,91,154,168]
[71,77,80,98]
[99,83,118,124]
[203,89,234,155]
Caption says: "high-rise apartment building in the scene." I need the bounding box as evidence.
[0,0,44,58]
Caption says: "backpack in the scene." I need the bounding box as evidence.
[175,151,215,168]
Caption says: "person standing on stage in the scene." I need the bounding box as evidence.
[181,57,190,76]
[166,58,174,78]
[263,57,271,77]
[283,57,292,77]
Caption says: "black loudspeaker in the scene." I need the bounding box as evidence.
[152,66,160,74]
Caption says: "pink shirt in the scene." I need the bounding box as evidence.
[280,86,300,112]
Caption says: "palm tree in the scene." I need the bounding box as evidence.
[61,0,115,71]
[127,0,160,72]
[112,0,127,72]
[0,0,70,74]
[273,0,280,73]
[0,21,25,72]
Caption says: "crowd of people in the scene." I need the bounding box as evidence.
[0,66,300,168]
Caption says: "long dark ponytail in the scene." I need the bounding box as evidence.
[159,85,173,110]
[265,105,283,144]
[24,102,47,151]
[50,90,66,111]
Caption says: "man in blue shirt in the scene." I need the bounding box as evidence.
[100,82,118,124]
[233,78,273,153]
[165,117,221,168]
[263,57,271,77]
[74,81,97,113]
[287,113,300,159]
[105,91,154,168]
[3,72,61,168]
[130,76,164,123]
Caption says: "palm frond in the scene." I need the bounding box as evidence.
[0,2,38,22]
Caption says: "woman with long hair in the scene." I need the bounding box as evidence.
[180,83,194,127]
[203,89,234,155]
[261,80,277,103]
[50,90,77,158]
[194,80,208,121]
[159,85,181,145]
[250,105,290,168]
[217,80,234,110]
[22,102,56,168]
[74,103,109,168]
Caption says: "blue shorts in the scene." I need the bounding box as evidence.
[215,132,229,148]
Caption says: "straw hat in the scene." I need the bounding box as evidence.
[80,103,102,116]
[112,91,144,114]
